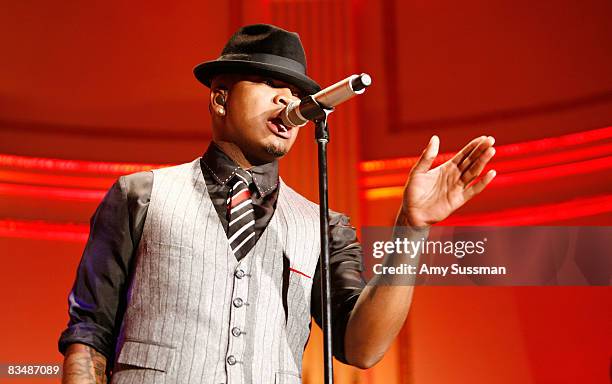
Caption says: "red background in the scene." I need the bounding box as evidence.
[1,1,611,383]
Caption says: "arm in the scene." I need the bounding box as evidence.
[62,344,107,384]
[343,215,426,369]
[310,212,365,364]
[344,135,497,368]
[59,172,152,380]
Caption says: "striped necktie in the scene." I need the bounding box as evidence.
[226,169,257,260]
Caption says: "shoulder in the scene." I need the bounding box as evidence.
[278,178,319,213]
[120,171,153,200]
[278,179,352,224]
[149,158,202,184]
[117,159,201,201]
[121,159,200,188]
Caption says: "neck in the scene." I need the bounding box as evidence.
[213,141,254,169]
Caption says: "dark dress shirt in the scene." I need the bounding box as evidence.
[58,143,366,365]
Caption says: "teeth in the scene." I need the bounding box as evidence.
[270,119,289,134]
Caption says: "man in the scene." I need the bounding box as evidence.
[59,24,496,383]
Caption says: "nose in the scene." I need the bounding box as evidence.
[273,88,297,106]
[274,94,289,106]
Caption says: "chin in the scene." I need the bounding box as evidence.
[264,143,288,158]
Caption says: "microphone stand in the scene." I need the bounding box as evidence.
[294,74,370,383]
[298,96,335,384]
[316,110,334,384]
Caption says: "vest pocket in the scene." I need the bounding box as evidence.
[275,371,302,384]
[143,241,193,260]
[116,339,175,372]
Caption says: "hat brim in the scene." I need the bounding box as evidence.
[194,60,321,95]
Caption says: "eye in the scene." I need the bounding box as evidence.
[263,78,275,87]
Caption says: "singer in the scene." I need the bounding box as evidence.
[59,24,496,384]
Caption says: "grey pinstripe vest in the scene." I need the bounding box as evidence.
[111,159,321,384]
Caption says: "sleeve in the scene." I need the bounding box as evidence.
[311,211,366,364]
[58,172,152,360]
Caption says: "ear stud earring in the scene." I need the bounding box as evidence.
[218,107,225,116]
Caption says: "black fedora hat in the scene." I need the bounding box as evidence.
[194,24,320,95]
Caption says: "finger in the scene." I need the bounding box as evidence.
[412,135,439,173]
[451,136,486,166]
[460,146,496,185]
[459,136,495,173]
[463,169,497,201]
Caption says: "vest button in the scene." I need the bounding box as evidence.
[231,327,241,337]
[233,298,244,308]
[235,269,245,279]
[227,355,237,365]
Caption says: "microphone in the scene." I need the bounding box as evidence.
[281,73,372,128]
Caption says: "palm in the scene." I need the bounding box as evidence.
[401,136,497,227]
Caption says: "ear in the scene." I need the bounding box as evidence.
[210,87,227,108]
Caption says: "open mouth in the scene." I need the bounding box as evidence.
[266,117,292,139]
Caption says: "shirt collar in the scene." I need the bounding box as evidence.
[201,142,279,197]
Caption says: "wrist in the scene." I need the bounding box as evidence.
[396,206,430,229]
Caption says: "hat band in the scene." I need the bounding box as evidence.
[219,53,306,74]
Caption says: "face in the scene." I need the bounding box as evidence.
[211,74,304,165]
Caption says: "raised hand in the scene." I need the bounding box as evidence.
[399,135,497,227]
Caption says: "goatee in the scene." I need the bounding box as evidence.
[264,144,287,158]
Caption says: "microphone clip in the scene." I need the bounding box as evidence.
[297,95,334,123]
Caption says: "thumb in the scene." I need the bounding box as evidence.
[412,135,439,174]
